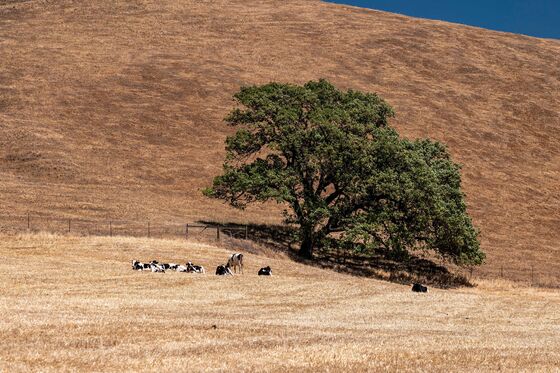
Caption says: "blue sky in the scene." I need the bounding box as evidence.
[327,0,560,39]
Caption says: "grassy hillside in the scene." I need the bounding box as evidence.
[1,233,559,371]
[0,0,559,279]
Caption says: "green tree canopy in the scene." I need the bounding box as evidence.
[204,79,484,265]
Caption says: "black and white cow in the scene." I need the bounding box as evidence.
[411,283,428,293]
[215,265,233,276]
[150,265,165,273]
[186,262,205,274]
[227,253,244,274]
[132,260,144,271]
[150,260,165,273]
[258,266,272,276]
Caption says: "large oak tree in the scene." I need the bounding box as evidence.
[204,80,484,265]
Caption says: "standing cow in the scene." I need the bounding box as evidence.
[227,253,244,274]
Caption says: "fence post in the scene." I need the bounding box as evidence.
[531,265,534,286]
[148,222,150,238]
[27,213,30,230]
[217,226,220,240]
[245,225,248,240]
[110,221,112,237]
[185,224,189,239]
[500,265,504,278]
[68,219,71,233]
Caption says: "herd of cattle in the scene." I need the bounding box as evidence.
[131,252,428,292]
[131,253,273,276]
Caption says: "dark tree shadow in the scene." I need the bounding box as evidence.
[200,220,472,289]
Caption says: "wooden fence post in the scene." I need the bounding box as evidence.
[148,222,150,238]
[216,226,220,240]
[27,213,30,230]
[68,219,71,233]
[110,221,112,237]
[185,224,189,239]
[245,225,248,240]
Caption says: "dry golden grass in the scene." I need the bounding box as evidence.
[0,0,559,279]
[1,233,559,372]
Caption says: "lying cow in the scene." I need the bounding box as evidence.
[258,266,272,276]
[158,263,179,270]
[186,262,205,274]
[411,283,428,293]
[132,260,144,271]
[150,260,165,273]
[150,265,165,273]
[215,264,233,276]
[176,262,205,273]
[227,253,244,274]
[132,260,152,271]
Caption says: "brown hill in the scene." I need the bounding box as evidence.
[1,0,559,279]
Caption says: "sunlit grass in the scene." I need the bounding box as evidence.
[1,233,558,371]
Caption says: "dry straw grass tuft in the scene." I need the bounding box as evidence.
[1,233,559,371]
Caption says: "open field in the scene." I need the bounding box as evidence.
[1,233,559,372]
[0,0,559,280]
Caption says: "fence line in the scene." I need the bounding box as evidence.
[462,263,559,289]
[0,213,249,242]
[1,213,557,287]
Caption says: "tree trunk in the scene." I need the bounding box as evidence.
[298,228,314,259]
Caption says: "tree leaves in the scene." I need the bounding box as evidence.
[204,80,484,265]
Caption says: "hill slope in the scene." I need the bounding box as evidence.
[0,0,559,278]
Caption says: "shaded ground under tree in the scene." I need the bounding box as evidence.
[201,220,472,288]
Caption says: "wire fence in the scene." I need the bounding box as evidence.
[0,213,249,242]
[465,264,559,288]
[0,213,557,288]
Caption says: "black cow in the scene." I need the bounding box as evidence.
[258,266,272,276]
[411,283,428,293]
[215,265,233,276]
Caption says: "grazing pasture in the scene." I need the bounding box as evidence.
[1,233,559,372]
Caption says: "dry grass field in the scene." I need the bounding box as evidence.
[1,2,558,370]
[1,233,559,372]
[0,0,559,280]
